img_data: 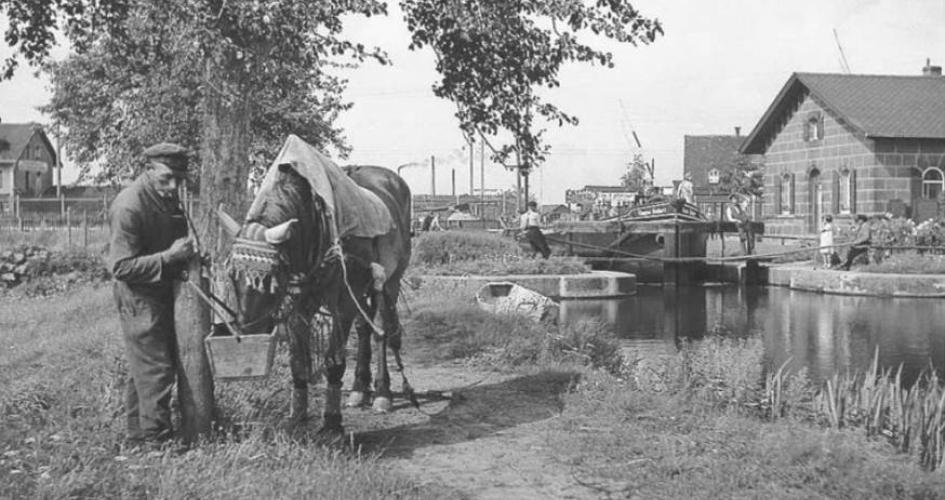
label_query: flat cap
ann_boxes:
[143,142,189,165]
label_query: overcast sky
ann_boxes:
[2,0,944,202]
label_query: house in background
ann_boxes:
[741,61,945,235]
[682,129,761,220]
[0,123,58,212]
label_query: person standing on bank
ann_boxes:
[520,201,551,259]
[842,214,871,270]
[820,214,835,269]
[726,194,754,256]
[108,142,196,446]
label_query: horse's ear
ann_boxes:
[216,205,241,240]
[264,218,298,245]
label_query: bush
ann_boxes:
[858,252,945,274]
[417,255,589,276]
[411,231,521,266]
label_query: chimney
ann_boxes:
[734,126,741,136]
[922,58,942,76]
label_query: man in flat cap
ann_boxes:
[108,142,196,447]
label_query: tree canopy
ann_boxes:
[3,0,661,184]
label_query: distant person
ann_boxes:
[726,194,754,255]
[108,142,196,448]
[420,213,434,231]
[429,213,443,231]
[676,172,694,204]
[820,214,835,268]
[520,201,551,259]
[841,214,871,270]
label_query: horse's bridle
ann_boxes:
[228,206,335,333]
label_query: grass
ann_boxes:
[546,339,945,499]
[410,230,590,275]
[551,371,945,499]
[0,284,441,499]
[401,279,619,371]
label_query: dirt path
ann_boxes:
[339,360,600,500]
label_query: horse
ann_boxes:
[222,162,411,433]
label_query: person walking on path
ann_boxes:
[520,201,551,259]
[841,214,872,270]
[820,214,835,268]
[108,142,196,446]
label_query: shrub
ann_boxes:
[417,255,589,276]
[858,252,945,274]
[411,231,521,266]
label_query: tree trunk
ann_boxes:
[174,256,214,443]
[172,65,254,441]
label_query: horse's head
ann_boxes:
[225,163,328,333]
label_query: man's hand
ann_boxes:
[163,237,196,264]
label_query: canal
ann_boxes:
[560,284,945,384]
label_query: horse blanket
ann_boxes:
[246,134,393,239]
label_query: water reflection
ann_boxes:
[560,285,945,384]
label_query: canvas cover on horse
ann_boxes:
[246,134,393,239]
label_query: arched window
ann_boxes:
[838,168,852,213]
[707,168,720,184]
[923,167,944,200]
[805,112,824,142]
[780,173,794,214]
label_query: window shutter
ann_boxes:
[850,169,857,213]
[775,175,782,213]
[832,171,840,214]
[803,119,810,142]
[790,174,797,214]
[817,115,825,140]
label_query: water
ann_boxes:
[560,285,945,384]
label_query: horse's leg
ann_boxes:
[346,312,375,408]
[322,303,356,433]
[286,313,312,424]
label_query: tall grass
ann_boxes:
[402,279,619,371]
[621,337,945,471]
[0,284,440,499]
[812,352,945,470]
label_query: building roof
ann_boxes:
[741,72,945,154]
[684,135,746,174]
[0,123,57,164]
[579,185,635,193]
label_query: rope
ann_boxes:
[328,241,387,337]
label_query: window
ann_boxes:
[923,167,944,200]
[778,173,795,214]
[707,168,720,184]
[0,169,4,188]
[838,169,852,213]
[805,112,824,142]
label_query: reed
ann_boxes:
[767,349,945,471]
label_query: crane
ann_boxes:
[833,28,852,74]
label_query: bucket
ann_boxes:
[204,325,278,380]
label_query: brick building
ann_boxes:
[741,62,945,235]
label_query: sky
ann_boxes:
[2,0,945,203]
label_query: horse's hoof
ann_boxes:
[372,396,392,413]
[346,391,366,408]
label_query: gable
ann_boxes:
[742,72,945,154]
[0,123,57,164]
[684,135,746,186]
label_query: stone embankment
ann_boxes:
[767,264,945,298]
